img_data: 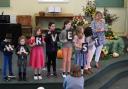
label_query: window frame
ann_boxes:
[38,0,69,3]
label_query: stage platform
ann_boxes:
[0,52,128,89]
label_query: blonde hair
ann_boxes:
[94,11,103,19]
[18,35,26,43]
[76,26,84,39]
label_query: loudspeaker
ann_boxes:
[0,15,10,23]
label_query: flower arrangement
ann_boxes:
[72,15,89,29]
[82,0,96,18]
[103,8,119,25]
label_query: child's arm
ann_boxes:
[15,45,21,55]
[91,21,97,33]
[59,30,67,43]
[0,42,3,52]
[73,36,82,48]
[97,20,106,32]
[29,36,36,47]
[25,45,30,55]
[86,36,95,47]
[0,41,5,52]
[44,32,50,43]
[91,20,106,32]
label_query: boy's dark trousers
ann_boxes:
[18,56,27,80]
[2,54,13,79]
[46,51,57,74]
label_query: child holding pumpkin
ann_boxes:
[73,26,87,75]
[29,27,45,80]
[45,22,59,77]
[59,20,73,78]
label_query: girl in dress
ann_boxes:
[91,11,106,68]
[73,26,87,75]
[29,27,45,80]
[59,20,73,78]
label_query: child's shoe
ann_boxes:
[62,72,66,78]
[18,72,22,81]
[84,69,91,75]
[53,72,57,78]
[34,74,38,80]
[88,68,93,74]
[47,72,51,78]
[23,72,27,81]
[38,74,42,80]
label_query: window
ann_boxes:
[38,0,69,3]
[0,0,10,7]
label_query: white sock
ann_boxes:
[81,69,84,75]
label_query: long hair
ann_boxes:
[94,11,103,19]
[62,20,71,30]
[34,26,43,36]
[76,26,84,39]
[84,27,93,37]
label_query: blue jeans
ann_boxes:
[2,54,13,79]
[18,56,27,73]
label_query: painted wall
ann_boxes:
[0,0,127,34]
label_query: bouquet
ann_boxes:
[82,0,96,18]
[103,8,119,25]
[72,15,89,29]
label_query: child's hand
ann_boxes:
[17,51,21,54]
[33,42,36,45]
[4,48,6,51]
[79,44,82,49]
[75,44,82,48]
[100,28,105,32]
[24,52,28,55]
[96,28,105,32]
[30,42,36,47]
[96,29,102,32]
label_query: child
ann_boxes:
[91,11,106,68]
[0,33,15,80]
[84,27,95,74]
[63,64,84,89]
[29,27,45,80]
[59,20,73,78]
[73,26,87,75]
[16,36,29,81]
[45,22,59,77]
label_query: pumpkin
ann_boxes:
[113,52,119,58]
[101,46,109,59]
[102,46,108,55]
[57,49,63,59]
